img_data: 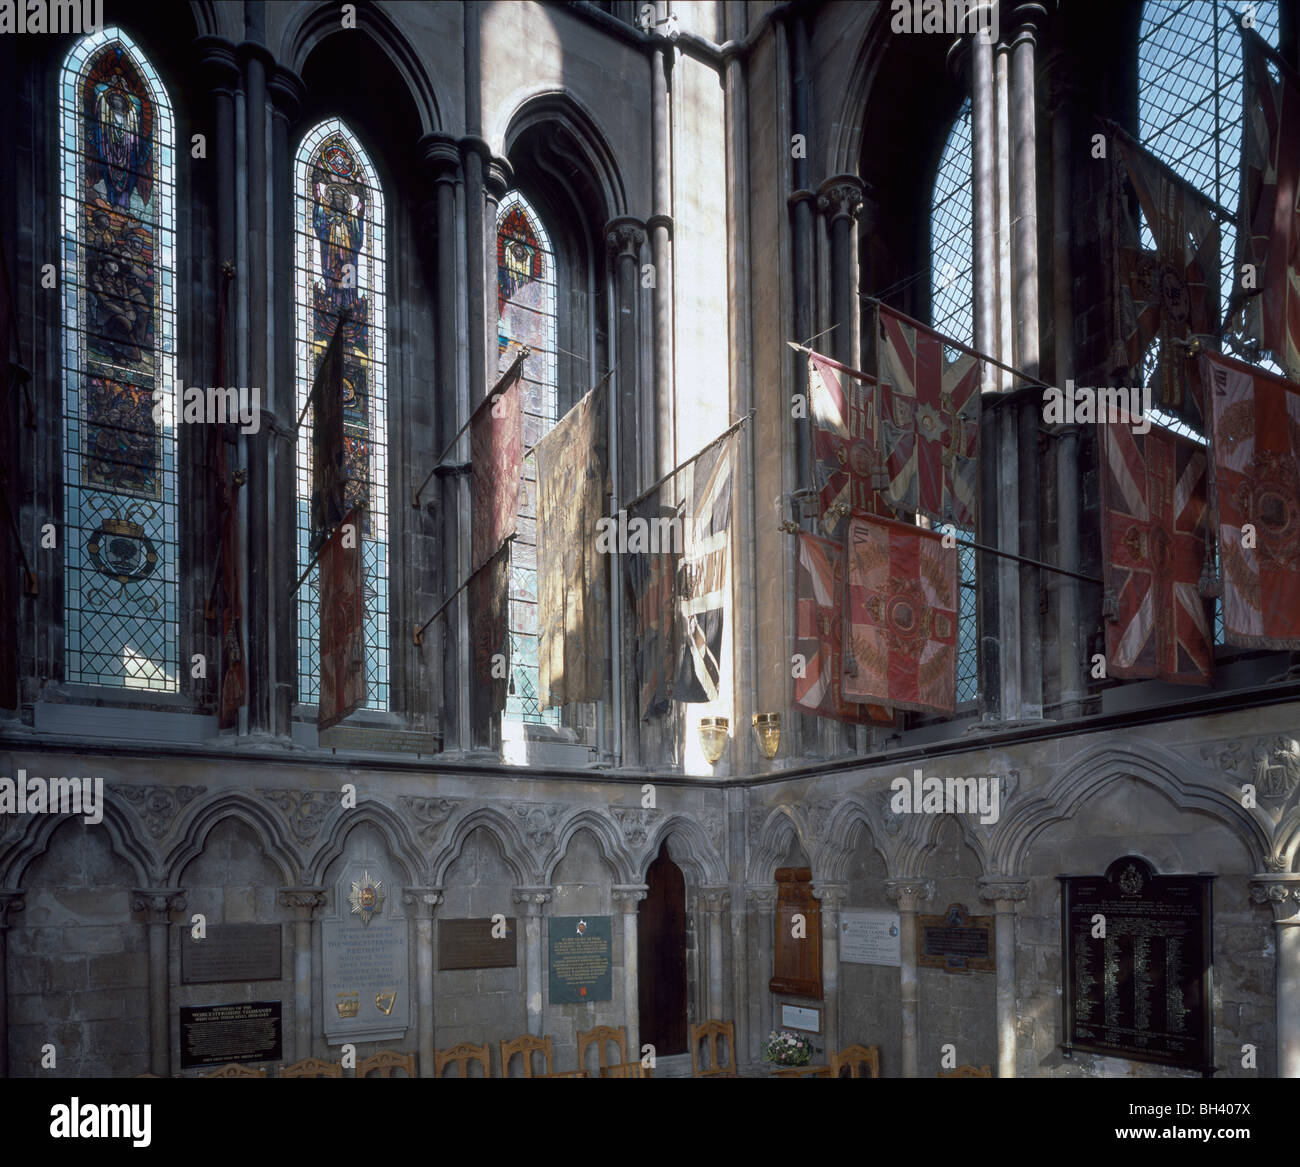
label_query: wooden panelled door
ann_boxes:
[638,841,688,1056]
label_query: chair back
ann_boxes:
[434,1042,491,1078]
[279,1057,342,1079]
[830,1044,880,1078]
[690,1019,737,1077]
[357,1050,417,1078]
[500,1033,554,1078]
[204,1063,266,1078]
[576,1025,627,1075]
[938,1063,992,1078]
[600,1060,652,1078]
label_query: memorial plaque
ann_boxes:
[548,915,612,1004]
[321,864,410,1045]
[781,1003,822,1033]
[179,1001,282,1068]
[181,924,282,984]
[439,917,518,970]
[917,903,994,973]
[769,867,823,998]
[840,909,901,966]
[1060,856,1215,1075]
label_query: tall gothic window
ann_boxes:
[294,119,389,712]
[60,29,178,690]
[496,190,559,727]
[929,98,979,707]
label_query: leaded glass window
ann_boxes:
[60,29,179,690]
[929,99,979,707]
[496,190,559,726]
[294,120,389,711]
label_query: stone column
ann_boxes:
[885,878,933,1078]
[278,887,325,1062]
[746,886,777,1060]
[513,887,552,1037]
[402,887,444,1078]
[1250,873,1300,1078]
[132,888,186,1077]
[816,177,864,367]
[700,887,730,1020]
[814,881,848,1053]
[0,892,24,1078]
[612,884,648,1057]
[649,5,675,479]
[979,876,1031,1077]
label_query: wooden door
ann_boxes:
[638,841,688,1055]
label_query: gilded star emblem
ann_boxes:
[348,870,385,926]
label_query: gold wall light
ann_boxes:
[752,712,781,760]
[697,717,730,765]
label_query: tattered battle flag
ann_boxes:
[875,305,981,528]
[675,434,736,704]
[842,512,957,716]
[308,311,350,555]
[470,357,523,573]
[469,545,510,730]
[1100,418,1212,685]
[1239,29,1300,381]
[535,381,608,708]
[794,531,892,724]
[318,506,366,731]
[1202,350,1300,648]
[626,494,683,720]
[808,350,882,534]
[1112,135,1220,429]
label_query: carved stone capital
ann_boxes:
[485,154,514,201]
[746,886,778,910]
[605,216,647,260]
[813,882,849,912]
[884,878,934,911]
[0,890,25,929]
[267,65,306,123]
[131,888,187,922]
[699,886,731,913]
[646,212,674,240]
[978,876,1031,906]
[401,887,444,919]
[816,174,865,225]
[278,886,327,918]
[194,35,240,95]
[1249,874,1300,922]
[612,884,649,909]
[419,132,461,183]
[512,887,553,917]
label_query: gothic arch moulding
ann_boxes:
[640,813,727,886]
[747,804,813,883]
[164,790,301,888]
[542,807,636,886]
[428,804,534,888]
[306,799,425,888]
[816,793,903,882]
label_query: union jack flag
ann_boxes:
[808,350,883,535]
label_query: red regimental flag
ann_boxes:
[318,506,366,731]
[875,305,981,528]
[808,351,882,533]
[1100,419,1212,684]
[842,513,957,716]
[794,531,892,725]
[1240,29,1300,381]
[1203,351,1300,648]
[470,359,523,573]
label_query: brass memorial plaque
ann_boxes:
[917,902,994,973]
[438,917,518,970]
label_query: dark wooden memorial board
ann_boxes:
[179,1001,282,1068]
[917,903,994,973]
[769,867,822,999]
[181,924,282,984]
[439,917,518,970]
[1059,856,1215,1075]
[548,915,612,1004]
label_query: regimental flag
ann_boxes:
[1239,29,1300,381]
[318,505,366,731]
[794,531,892,724]
[875,305,981,528]
[676,434,736,704]
[626,495,683,720]
[470,356,523,573]
[469,543,510,729]
[535,381,608,708]
[0,231,16,710]
[1099,418,1212,685]
[207,266,245,727]
[1202,350,1300,647]
[842,512,957,715]
[808,349,882,534]
[1112,134,1220,428]
[308,310,351,555]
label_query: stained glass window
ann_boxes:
[294,120,389,711]
[929,100,979,707]
[60,29,179,690]
[496,191,559,726]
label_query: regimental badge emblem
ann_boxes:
[1119,864,1144,896]
[348,870,385,926]
[576,918,587,936]
[375,989,397,1016]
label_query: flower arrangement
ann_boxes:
[761,1029,819,1067]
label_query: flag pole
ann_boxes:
[622,410,754,514]
[412,534,516,647]
[289,502,365,598]
[294,307,353,433]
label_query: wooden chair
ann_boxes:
[830,1044,880,1078]
[204,1063,267,1078]
[434,1041,491,1078]
[938,1063,992,1077]
[690,1019,737,1078]
[357,1050,417,1078]
[536,1069,589,1078]
[576,1025,627,1076]
[500,1034,554,1078]
[278,1056,342,1078]
[600,1060,652,1078]
[772,1064,833,1077]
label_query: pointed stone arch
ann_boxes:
[641,813,727,886]
[542,808,635,885]
[306,800,424,887]
[164,790,301,888]
[429,805,534,888]
[747,804,813,883]
[817,794,897,882]
[3,788,156,888]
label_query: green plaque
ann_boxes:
[548,915,612,1004]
